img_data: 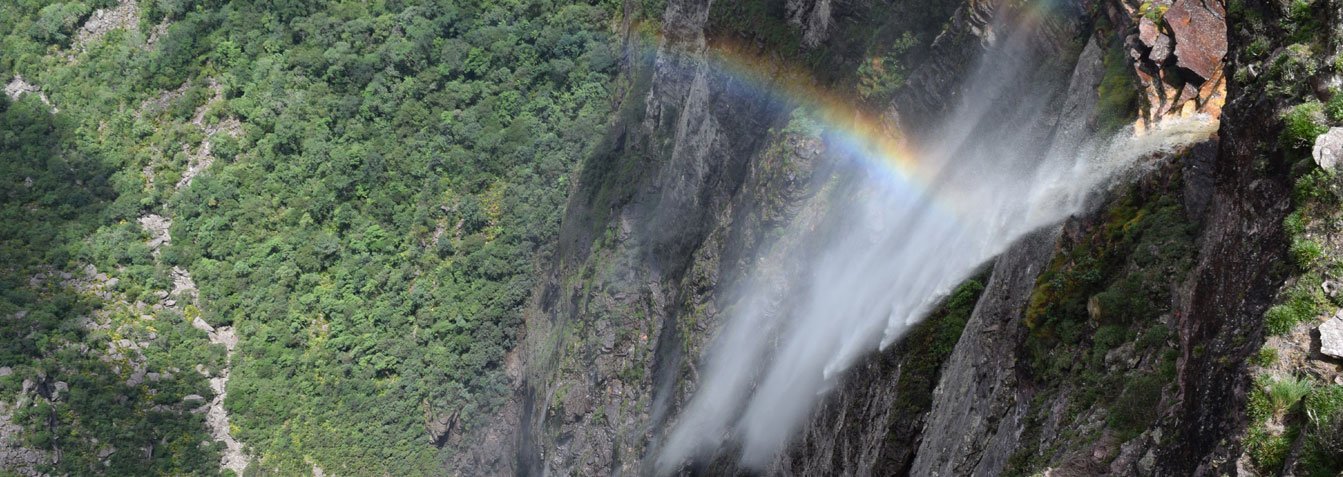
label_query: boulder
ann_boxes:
[1138,18,1173,64]
[1165,0,1227,82]
[1320,313,1343,359]
[1314,127,1343,171]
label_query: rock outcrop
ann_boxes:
[1124,0,1227,126]
[1164,0,1227,83]
[4,76,55,112]
[71,0,139,51]
[1320,314,1343,359]
[1315,127,1343,171]
[785,0,833,48]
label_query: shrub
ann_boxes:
[1302,386,1343,475]
[1291,238,1327,268]
[1269,375,1316,417]
[1327,91,1343,123]
[1285,210,1307,236]
[1283,101,1329,150]
[1247,424,1295,471]
[1107,373,1165,439]
[1251,347,1280,367]
[857,33,916,100]
[1265,279,1326,335]
[1295,169,1338,205]
[1269,45,1320,97]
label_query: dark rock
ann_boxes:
[1182,141,1217,221]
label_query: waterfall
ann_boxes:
[655,12,1217,472]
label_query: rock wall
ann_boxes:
[449,0,1289,475]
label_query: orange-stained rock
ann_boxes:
[1165,0,1227,82]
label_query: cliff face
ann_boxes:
[457,0,1333,475]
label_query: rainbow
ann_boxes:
[624,22,971,226]
[618,0,1084,227]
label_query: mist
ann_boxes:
[654,15,1218,473]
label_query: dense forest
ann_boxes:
[1,0,633,474]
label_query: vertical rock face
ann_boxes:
[455,0,1261,475]
[785,0,832,48]
[1159,3,1292,473]
[909,229,1061,477]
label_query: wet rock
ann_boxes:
[1165,0,1227,82]
[1320,313,1343,359]
[1314,127,1343,171]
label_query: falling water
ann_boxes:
[655,11,1218,473]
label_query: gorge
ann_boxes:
[2,0,1342,476]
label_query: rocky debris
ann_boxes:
[1320,313,1343,359]
[135,141,248,474]
[71,0,139,52]
[785,0,833,48]
[175,80,242,190]
[1164,0,1227,83]
[206,367,248,475]
[1314,127,1343,172]
[0,402,50,476]
[138,214,172,255]
[4,76,55,112]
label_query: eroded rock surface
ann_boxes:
[72,0,139,51]
[786,0,833,48]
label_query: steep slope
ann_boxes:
[473,0,1318,475]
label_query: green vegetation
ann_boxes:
[1326,90,1343,123]
[0,71,218,475]
[2,0,623,474]
[1097,39,1139,134]
[1264,273,1328,335]
[1282,101,1329,150]
[889,277,985,417]
[857,33,916,100]
[1245,377,1343,475]
[1006,167,1196,475]
[1267,375,1316,417]
[1137,2,1168,22]
[1252,347,1280,367]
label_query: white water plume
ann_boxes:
[655,24,1218,472]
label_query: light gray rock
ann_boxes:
[1313,127,1343,171]
[1320,313,1343,359]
